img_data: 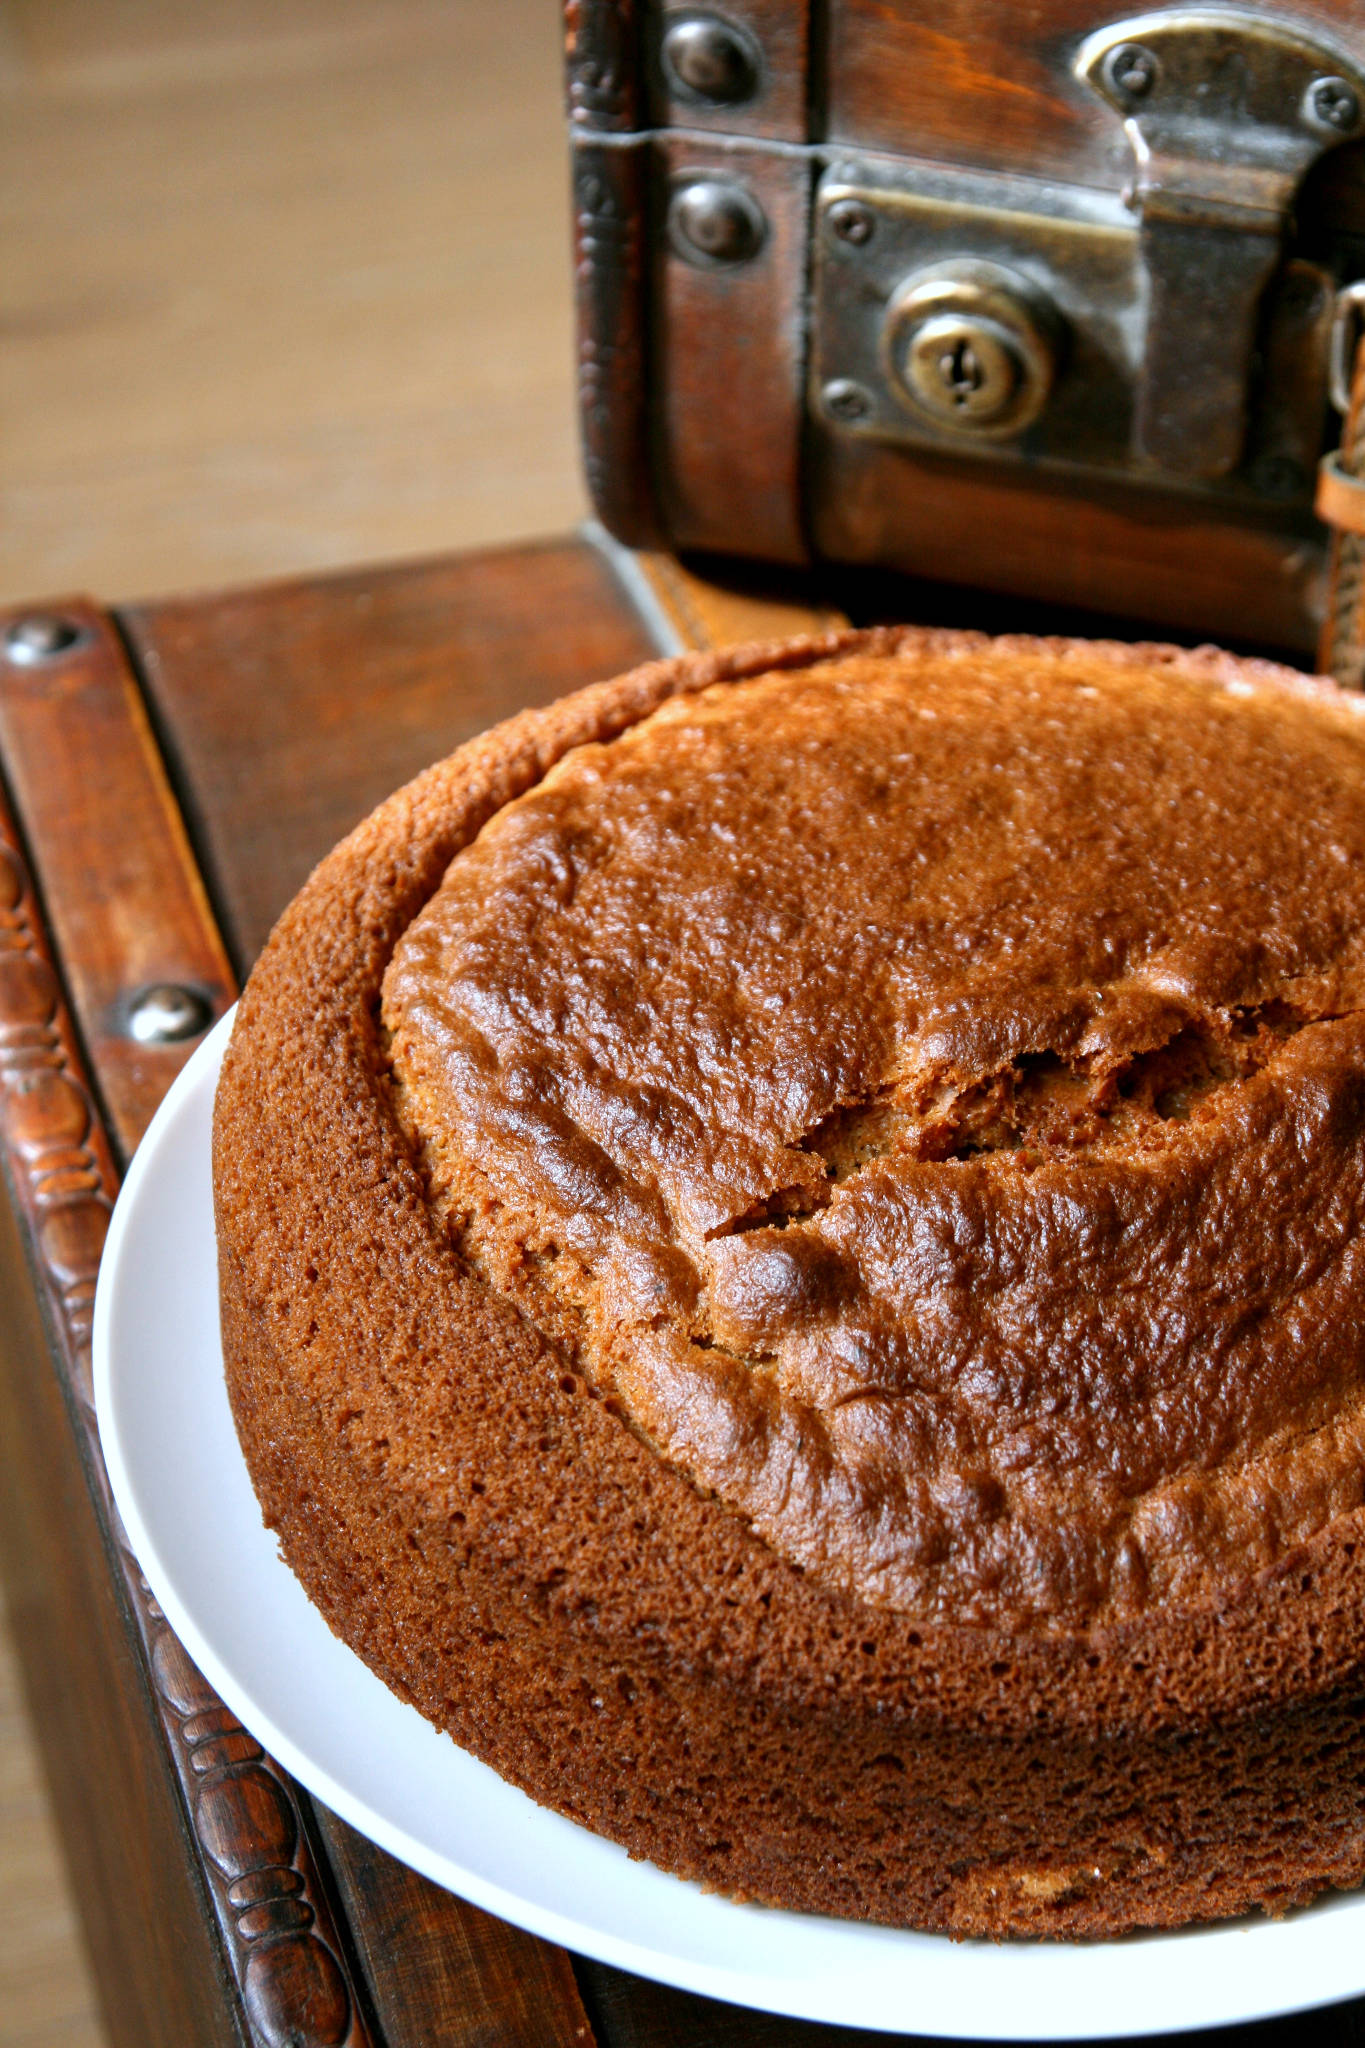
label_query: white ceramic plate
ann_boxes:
[94,1009,1365,2041]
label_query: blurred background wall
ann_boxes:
[1,4,584,2040]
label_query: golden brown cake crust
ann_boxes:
[382,644,1365,1635]
[214,628,1365,1938]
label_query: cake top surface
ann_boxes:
[382,643,1365,1632]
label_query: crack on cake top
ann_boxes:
[791,997,1339,1185]
[380,650,1365,1632]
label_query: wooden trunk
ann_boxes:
[3,539,1364,2045]
[570,0,1365,652]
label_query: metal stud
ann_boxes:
[662,14,758,105]
[828,198,874,247]
[1103,41,1157,101]
[1305,74,1361,134]
[668,178,766,267]
[822,378,872,422]
[4,615,88,666]
[127,983,213,1045]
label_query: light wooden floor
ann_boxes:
[0,0,586,608]
[0,2,584,2040]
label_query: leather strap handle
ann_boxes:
[1316,453,1365,537]
[1317,324,1365,687]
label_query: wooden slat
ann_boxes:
[311,1810,594,2048]
[0,620,379,2048]
[0,599,234,1151]
[808,435,1323,658]
[0,780,243,2048]
[653,138,809,567]
[572,135,660,550]
[0,590,603,2048]
[120,538,660,967]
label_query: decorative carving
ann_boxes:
[564,0,639,130]
[574,138,660,547]
[0,769,374,2048]
[134,1514,372,2048]
[0,833,113,1409]
[149,1627,354,2048]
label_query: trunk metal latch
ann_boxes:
[812,8,1365,509]
[1076,8,1365,478]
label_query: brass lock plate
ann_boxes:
[810,158,1335,506]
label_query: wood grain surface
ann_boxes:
[121,538,661,965]
[826,0,1365,199]
[0,1575,105,2048]
[0,600,236,1152]
[0,607,389,2048]
[0,0,587,607]
[652,136,810,565]
[309,1809,595,2048]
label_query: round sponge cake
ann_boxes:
[214,629,1365,1937]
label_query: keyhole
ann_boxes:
[938,338,984,406]
[894,283,1048,432]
